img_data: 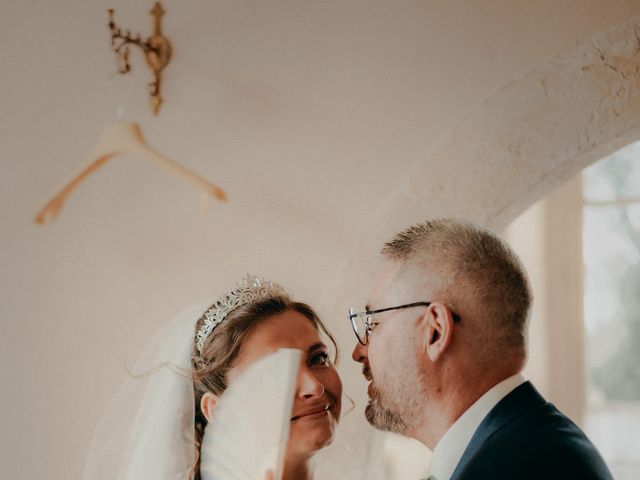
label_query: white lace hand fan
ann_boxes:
[200,348,301,480]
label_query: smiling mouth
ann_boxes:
[291,405,331,421]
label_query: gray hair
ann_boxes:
[382,218,532,362]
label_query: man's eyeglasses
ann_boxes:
[348,302,461,345]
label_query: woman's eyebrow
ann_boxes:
[307,342,327,353]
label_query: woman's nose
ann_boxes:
[297,366,325,398]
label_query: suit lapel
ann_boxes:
[450,381,546,480]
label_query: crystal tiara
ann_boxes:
[195,274,288,354]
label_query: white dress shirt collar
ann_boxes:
[427,373,526,480]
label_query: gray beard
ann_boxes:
[364,389,410,435]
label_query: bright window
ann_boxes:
[583,142,640,479]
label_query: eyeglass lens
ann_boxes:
[353,314,369,345]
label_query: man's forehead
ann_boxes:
[367,260,405,307]
[368,258,439,307]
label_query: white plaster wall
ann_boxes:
[2,2,640,479]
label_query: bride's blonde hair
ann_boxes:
[189,294,339,479]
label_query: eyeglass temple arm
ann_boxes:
[351,302,461,322]
[368,302,431,315]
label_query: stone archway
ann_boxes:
[328,14,640,310]
[372,15,640,238]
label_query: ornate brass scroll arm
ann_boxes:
[107,2,172,114]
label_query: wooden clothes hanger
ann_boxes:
[34,122,227,225]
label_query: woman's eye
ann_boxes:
[309,351,330,366]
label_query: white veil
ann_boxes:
[82,302,209,480]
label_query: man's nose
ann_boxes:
[352,340,367,363]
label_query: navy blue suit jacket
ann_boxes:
[449,381,613,480]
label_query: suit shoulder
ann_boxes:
[483,403,613,479]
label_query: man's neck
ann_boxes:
[412,367,521,450]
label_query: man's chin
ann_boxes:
[364,398,408,435]
[364,402,383,429]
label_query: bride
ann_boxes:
[82,275,342,480]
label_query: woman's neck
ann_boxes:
[282,455,313,480]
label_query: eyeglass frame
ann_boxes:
[348,301,461,345]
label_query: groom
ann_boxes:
[350,218,613,479]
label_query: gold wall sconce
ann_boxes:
[107,2,172,114]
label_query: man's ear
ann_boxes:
[200,392,220,422]
[423,303,455,362]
